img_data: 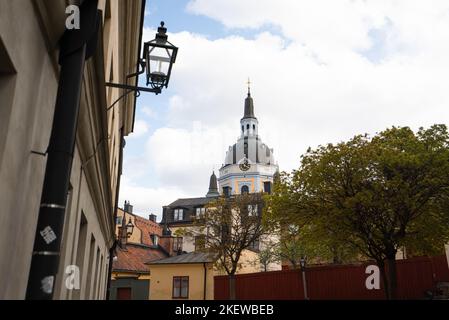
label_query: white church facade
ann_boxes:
[219,88,279,196]
[160,88,281,274]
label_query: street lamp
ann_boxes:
[143,22,178,90]
[300,257,307,269]
[106,21,178,95]
[126,218,134,238]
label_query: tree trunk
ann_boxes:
[377,260,390,300]
[386,257,398,300]
[229,274,236,300]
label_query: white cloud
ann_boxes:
[119,177,188,220]
[123,1,449,214]
[129,119,149,138]
[145,122,235,194]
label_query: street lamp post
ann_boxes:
[300,256,309,300]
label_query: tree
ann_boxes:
[180,193,275,300]
[267,125,449,299]
[265,173,359,267]
[253,240,280,272]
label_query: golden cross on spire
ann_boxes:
[247,78,251,95]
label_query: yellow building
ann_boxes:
[147,252,216,300]
[110,203,167,300]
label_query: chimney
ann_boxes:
[159,236,175,256]
[124,200,133,213]
[149,214,157,222]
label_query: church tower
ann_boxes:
[218,84,279,196]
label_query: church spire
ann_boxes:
[243,78,255,119]
[206,171,219,197]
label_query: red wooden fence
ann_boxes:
[214,255,449,300]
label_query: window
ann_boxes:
[241,185,249,194]
[242,125,244,132]
[173,276,189,299]
[247,124,250,130]
[195,236,206,251]
[174,209,184,221]
[223,186,231,197]
[173,237,183,252]
[248,204,258,216]
[221,225,230,243]
[264,182,272,194]
[249,238,260,251]
[195,207,206,219]
[150,234,159,246]
[115,216,123,226]
[253,124,256,130]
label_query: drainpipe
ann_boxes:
[26,0,100,300]
[203,263,207,300]
[105,128,124,300]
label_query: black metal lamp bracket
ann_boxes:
[105,59,161,95]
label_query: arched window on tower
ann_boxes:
[241,185,249,194]
[253,124,256,131]
[247,124,250,130]
[242,125,244,132]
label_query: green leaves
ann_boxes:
[266,124,449,265]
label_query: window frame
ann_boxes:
[173,237,183,252]
[241,185,249,194]
[248,204,258,216]
[249,237,260,251]
[172,276,189,299]
[174,208,184,221]
[194,235,206,251]
[150,234,159,246]
[195,207,206,219]
[264,181,272,194]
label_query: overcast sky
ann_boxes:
[119,0,449,219]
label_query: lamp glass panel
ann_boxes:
[148,46,173,78]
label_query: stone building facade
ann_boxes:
[0,0,144,299]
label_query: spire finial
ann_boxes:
[247,78,251,96]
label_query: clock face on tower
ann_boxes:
[239,158,251,171]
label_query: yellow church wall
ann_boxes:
[233,177,256,194]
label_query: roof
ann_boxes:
[243,92,256,119]
[168,197,217,208]
[113,243,168,273]
[146,251,217,265]
[133,214,162,246]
